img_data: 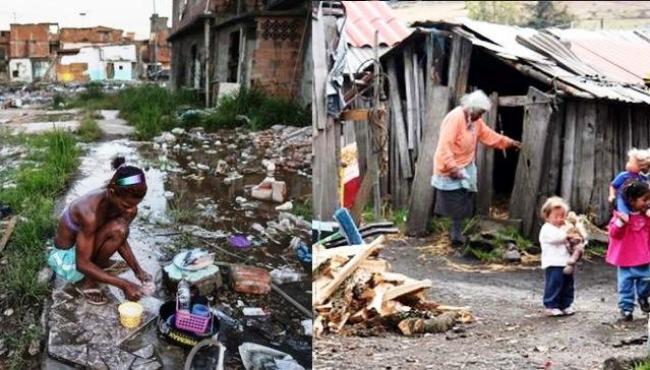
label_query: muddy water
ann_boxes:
[55,131,312,368]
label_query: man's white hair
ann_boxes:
[460,90,491,112]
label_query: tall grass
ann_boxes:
[117,84,195,139]
[0,130,80,369]
[76,112,103,142]
[203,87,309,130]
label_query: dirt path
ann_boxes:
[314,237,649,370]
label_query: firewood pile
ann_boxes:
[313,236,474,337]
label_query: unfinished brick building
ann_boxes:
[9,23,59,82]
[59,26,124,45]
[169,0,310,107]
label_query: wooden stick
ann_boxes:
[383,279,432,302]
[0,216,17,254]
[314,236,384,306]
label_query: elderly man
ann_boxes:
[432,90,521,246]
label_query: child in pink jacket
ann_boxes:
[606,180,650,321]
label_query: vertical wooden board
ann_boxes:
[403,47,416,150]
[405,86,452,236]
[447,34,461,103]
[454,37,473,104]
[574,101,597,213]
[387,58,413,179]
[476,92,498,215]
[543,100,564,195]
[311,6,328,130]
[313,118,340,222]
[561,102,577,203]
[413,56,422,158]
[509,87,554,238]
[590,103,609,225]
[417,62,427,160]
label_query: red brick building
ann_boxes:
[169,0,309,106]
[59,26,123,45]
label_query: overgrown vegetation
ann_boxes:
[635,359,650,370]
[69,83,307,139]
[76,112,103,142]
[466,0,573,28]
[201,87,309,131]
[117,84,195,140]
[291,197,313,220]
[0,130,80,370]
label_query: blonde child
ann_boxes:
[608,148,650,223]
[539,197,583,317]
[607,180,650,321]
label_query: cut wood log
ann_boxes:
[314,236,385,306]
[358,259,391,273]
[383,279,433,302]
[368,283,392,314]
[0,216,17,254]
[313,243,384,270]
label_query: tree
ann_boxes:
[465,1,526,26]
[524,1,574,29]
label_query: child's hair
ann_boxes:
[108,156,147,199]
[623,180,650,205]
[540,196,569,219]
[629,148,650,171]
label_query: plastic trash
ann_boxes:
[177,279,191,312]
[291,238,311,264]
[301,319,312,337]
[229,234,252,249]
[270,267,305,284]
[239,342,305,370]
[142,280,156,296]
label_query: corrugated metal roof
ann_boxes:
[345,46,391,75]
[457,19,650,104]
[546,28,650,84]
[342,1,412,48]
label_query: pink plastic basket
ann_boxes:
[175,298,211,335]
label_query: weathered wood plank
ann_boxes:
[573,101,597,213]
[498,95,528,107]
[561,101,577,203]
[406,86,452,236]
[0,216,17,254]
[403,46,416,151]
[314,236,385,306]
[509,87,555,238]
[387,57,413,179]
[476,92,498,216]
[416,60,426,162]
[448,33,472,105]
[591,102,610,225]
[341,109,370,121]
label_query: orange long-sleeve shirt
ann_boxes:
[433,106,513,177]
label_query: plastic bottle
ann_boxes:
[270,268,305,284]
[177,279,191,312]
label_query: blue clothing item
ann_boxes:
[617,264,650,312]
[612,171,648,215]
[431,162,478,192]
[47,245,84,283]
[543,267,574,310]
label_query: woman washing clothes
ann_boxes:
[48,156,152,305]
[432,90,521,246]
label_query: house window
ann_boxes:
[12,70,18,78]
[227,30,241,83]
[119,65,124,70]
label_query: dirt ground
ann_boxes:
[314,237,650,370]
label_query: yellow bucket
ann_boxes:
[118,301,143,329]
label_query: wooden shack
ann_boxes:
[370,20,650,239]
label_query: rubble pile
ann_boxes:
[253,125,311,173]
[0,81,134,109]
[313,236,473,337]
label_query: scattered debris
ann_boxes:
[230,265,271,295]
[313,236,473,337]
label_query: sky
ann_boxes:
[0,0,173,39]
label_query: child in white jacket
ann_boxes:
[539,196,585,317]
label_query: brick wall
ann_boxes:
[59,27,123,44]
[250,15,305,98]
[9,24,52,58]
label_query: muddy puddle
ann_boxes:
[48,128,312,369]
